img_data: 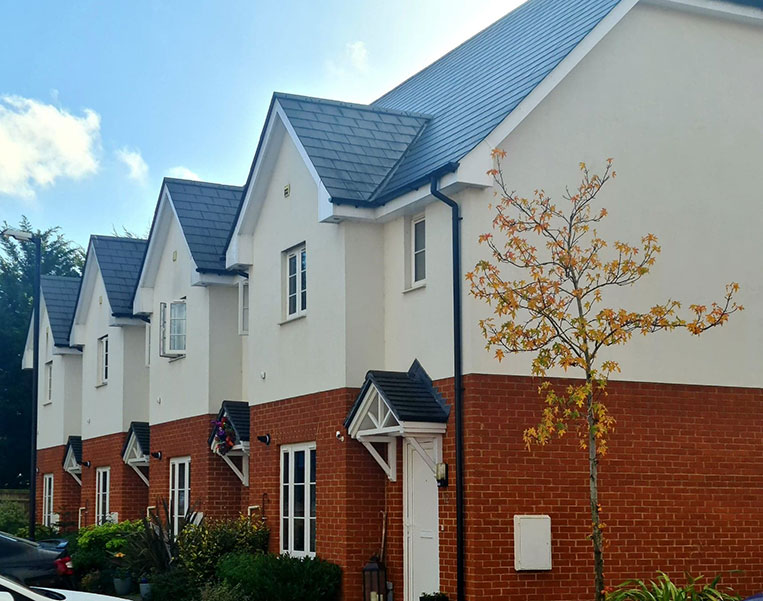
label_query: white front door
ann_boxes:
[404,438,440,601]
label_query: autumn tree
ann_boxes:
[467,153,741,601]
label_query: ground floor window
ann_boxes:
[95,467,110,525]
[169,456,190,534]
[42,474,54,527]
[280,442,316,556]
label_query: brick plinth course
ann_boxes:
[149,415,245,519]
[36,445,81,530]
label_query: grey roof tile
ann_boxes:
[275,93,431,203]
[40,275,81,347]
[164,178,244,272]
[63,436,82,466]
[91,236,148,316]
[121,422,150,457]
[208,400,251,446]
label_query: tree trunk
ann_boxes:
[588,394,605,601]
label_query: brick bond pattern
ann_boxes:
[36,445,81,530]
[41,375,763,600]
[81,432,147,526]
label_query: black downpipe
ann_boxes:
[430,176,465,601]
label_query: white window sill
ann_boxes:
[95,382,108,389]
[168,354,186,363]
[279,314,306,326]
[403,282,426,294]
[42,401,52,407]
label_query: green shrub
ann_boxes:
[178,515,268,587]
[421,595,449,601]
[15,523,59,540]
[606,573,740,601]
[79,569,113,594]
[150,567,197,601]
[72,520,142,575]
[0,501,27,534]
[218,552,342,601]
[199,581,250,601]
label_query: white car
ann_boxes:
[0,574,124,600]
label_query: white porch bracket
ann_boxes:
[127,460,150,487]
[65,468,82,486]
[406,435,442,476]
[359,436,398,482]
[213,441,250,487]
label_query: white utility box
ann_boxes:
[513,514,552,571]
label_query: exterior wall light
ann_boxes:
[150,451,162,460]
[256,434,271,446]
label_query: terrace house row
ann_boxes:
[25,0,763,599]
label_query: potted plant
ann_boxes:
[420,593,449,601]
[138,574,152,600]
[111,551,132,595]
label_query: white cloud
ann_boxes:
[0,95,100,198]
[345,41,369,72]
[166,166,201,181]
[116,147,148,183]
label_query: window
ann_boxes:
[412,215,426,284]
[97,335,109,385]
[284,245,307,319]
[170,457,190,534]
[42,474,54,527]
[44,361,52,403]
[95,467,110,525]
[239,281,249,335]
[160,300,186,356]
[280,442,316,556]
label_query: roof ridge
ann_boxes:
[274,91,433,120]
[41,274,80,281]
[163,177,243,190]
[372,1,531,106]
[92,234,148,243]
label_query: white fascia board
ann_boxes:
[52,346,82,356]
[21,314,34,370]
[109,316,145,327]
[190,271,238,287]
[645,0,763,23]
[476,0,639,155]
[70,248,103,346]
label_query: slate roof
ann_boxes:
[121,421,150,458]
[370,0,623,200]
[345,360,450,427]
[40,275,81,347]
[90,236,147,317]
[275,93,431,204]
[63,436,82,466]
[208,400,251,445]
[164,179,244,272]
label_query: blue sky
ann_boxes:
[0,0,522,248]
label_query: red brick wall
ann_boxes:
[149,415,245,520]
[249,388,386,601]
[36,445,81,530]
[432,375,763,601]
[81,432,147,526]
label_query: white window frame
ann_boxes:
[411,214,426,286]
[44,361,53,403]
[95,467,110,525]
[280,442,316,557]
[169,456,191,535]
[42,474,54,527]
[160,300,186,357]
[283,245,307,320]
[97,335,109,385]
[239,280,249,335]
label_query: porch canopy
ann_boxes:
[344,360,449,481]
[122,421,150,486]
[208,400,250,486]
[63,435,83,485]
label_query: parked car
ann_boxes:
[743,595,763,601]
[0,574,121,600]
[0,533,72,587]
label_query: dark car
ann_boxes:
[0,532,72,586]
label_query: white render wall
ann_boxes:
[79,269,148,439]
[456,2,763,387]
[146,215,242,424]
[37,301,82,450]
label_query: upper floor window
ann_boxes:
[280,442,316,557]
[412,215,426,284]
[239,281,249,335]
[97,335,109,385]
[284,245,307,319]
[44,361,53,403]
[95,467,110,525]
[160,300,186,357]
[42,474,54,527]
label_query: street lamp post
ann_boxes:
[2,228,41,540]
